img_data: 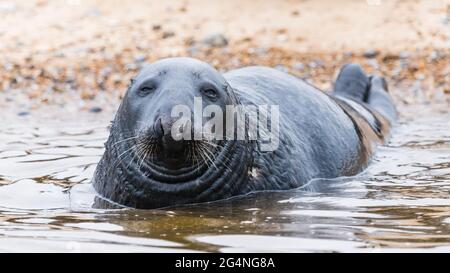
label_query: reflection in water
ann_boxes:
[0,104,449,252]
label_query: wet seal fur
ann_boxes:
[93,58,397,209]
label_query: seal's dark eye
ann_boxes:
[201,88,218,99]
[138,86,155,97]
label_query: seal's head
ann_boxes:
[121,57,237,169]
[94,57,252,208]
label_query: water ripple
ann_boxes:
[0,104,449,252]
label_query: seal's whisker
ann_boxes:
[137,135,160,164]
[108,145,136,175]
[193,142,205,169]
[201,147,216,169]
[134,142,145,168]
[218,153,234,172]
[197,147,210,169]
[150,144,157,162]
[192,143,201,169]
[200,142,234,172]
[198,144,218,170]
[200,141,221,149]
[184,142,191,164]
[137,144,149,170]
[128,141,149,169]
[126,148,139,170]
[142,142,153,164]
[202,141,235,171]
[111,135,139,147]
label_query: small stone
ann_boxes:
[254,47,268,56]
[162,31,175,39]
[134,55,146,63]
[89,107,102,113]
[187,46,199,56]
[293,62,305,71]
[363,49,379,59]
[308,60,324,69]
[202,33,228,47]
[428,50,441,61]
[399,51,410,59]
[344,51,354,58]
[399,59,409,69]
[81,90,95,100]
[152,24,161,31]
[382,54,400,62]
[366,59,379,69]
[17,111,30,116]
[184,36,195,46]
[314,60,325,67]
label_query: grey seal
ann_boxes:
[92,57,396,209]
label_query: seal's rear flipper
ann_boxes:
[333,63,370,102]
[367,75,397,124]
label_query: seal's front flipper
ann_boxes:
[367,75,397,124]
[333,63,370,102]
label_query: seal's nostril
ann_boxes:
[154,118,164,138]
[160,119,165,135]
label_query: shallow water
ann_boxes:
[0,103,449,252]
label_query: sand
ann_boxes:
[0,0,448,111]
